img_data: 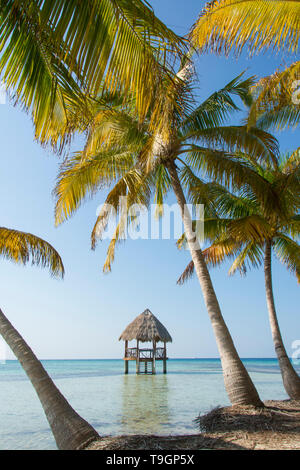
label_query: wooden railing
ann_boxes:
[154,348,165,359]
[126,347,138,358]
[139,349,153,359]
[125,347,166,359]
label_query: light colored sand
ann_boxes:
[85,400,300,450]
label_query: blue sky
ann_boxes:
[0,0,299,360]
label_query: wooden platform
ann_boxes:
[123,346,168,374]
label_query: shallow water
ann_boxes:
[0,358,298,450]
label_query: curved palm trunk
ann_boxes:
[0,308,100,449]
[264,241,300,399]
[167,161,263,406]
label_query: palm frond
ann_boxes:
[191,1,300,55]
[152,164,171,215]
[187,175,258,218]
[283,214,300,239]
[0,1,86,149]
[43,0,184,93]
[91,168,151,250]
[177,237,241,284]
[0,227,64,278]
[82,106,147,159]
[273,234,300,282]
[256,105,300,131]
[179,165,219,217]
[54,149,135,225]
[181,72,255,135]
[184,125,279,166]
[229,241,263,276]
[185,147,280,214]
[249,61,300,130]
[280,148,300,172]
[226,215,272,244]
[102,219,127,273]
[0,0,185,147]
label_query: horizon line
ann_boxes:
[4,356,280,361]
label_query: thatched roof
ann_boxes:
[119,309,172,343]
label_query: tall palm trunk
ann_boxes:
[264,240,300,399]
[0,308,100,449]
[167,161,263,406]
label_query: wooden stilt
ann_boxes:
[163,341,167,374]
[152,340,156,374]
[136,340,140,374]
[124,341,128,374]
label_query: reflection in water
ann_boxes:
[121,374,170,434]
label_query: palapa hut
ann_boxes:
[119,309,172,375]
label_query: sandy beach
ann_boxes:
[86,400,300,450]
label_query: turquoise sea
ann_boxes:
[0,358,299,450]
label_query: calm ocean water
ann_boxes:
[0,358,298,450]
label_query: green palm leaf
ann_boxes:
[181,73,255,135]
[185,147,279,213]
[178,153,299,285]
[273,234,300,281]
[228,241,263,275]
[184,125,279,165]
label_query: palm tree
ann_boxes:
[53,66,282,406]
[0,0,185,149]
[177,152,300,399]
[191,0,300,130]
[0,227,100,449]
[0,1,184,448]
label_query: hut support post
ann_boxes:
[152,340,156,375]
[163,341,167,374]
[136,340,140,374]
[124,340,128,374]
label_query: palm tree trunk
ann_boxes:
[264,240,300,399]
[167,160,263,406]
[0,308,100,449]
